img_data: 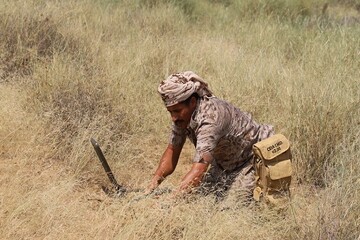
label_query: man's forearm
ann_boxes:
[155,144,182,178]
[146,144,181,193]
[179,154,213,192]
[179,162,209,192]
[154,162,174,179]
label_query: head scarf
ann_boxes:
[158,71,213,107]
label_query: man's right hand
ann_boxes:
[144,174,164,195]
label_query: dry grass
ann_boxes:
[1,0,359,239]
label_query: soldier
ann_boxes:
[146,71,274,202]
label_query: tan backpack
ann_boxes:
[252,134,292,205]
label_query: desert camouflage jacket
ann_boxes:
[169,96,274,171]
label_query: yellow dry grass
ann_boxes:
[1,0,359,239]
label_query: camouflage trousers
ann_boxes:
[199,160,256,203]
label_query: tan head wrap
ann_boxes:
[158,71,213,107]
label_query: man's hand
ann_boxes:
[144,174,164,195]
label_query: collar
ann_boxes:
[188,98,201,130]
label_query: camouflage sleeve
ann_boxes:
[168,123,186,147]
[193,102,229,163]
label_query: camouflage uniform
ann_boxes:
[169,95,274,200]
